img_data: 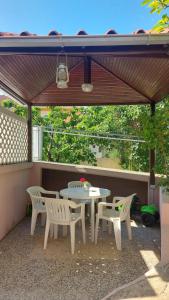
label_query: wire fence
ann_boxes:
[37,127,148,172]
[43,128,145,143]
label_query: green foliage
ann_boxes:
[2,99,43,123]
[140,98,169,187]
[42,107,97,165]
[142,0,169,31]
[142,0,169,13]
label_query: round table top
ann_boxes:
[60,186,111,200]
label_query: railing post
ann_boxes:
[149,102,156,203]
[27,104,32,162]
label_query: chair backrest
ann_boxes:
[68,181,84,188]
[45,198,71,225]
[26,186,46,211]
[118,194,136,221]
[68,181,91,188]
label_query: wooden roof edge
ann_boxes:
[0,81,28,106]
[30,100,153,106]
[0,33,169,49]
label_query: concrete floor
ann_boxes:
[0,217,160,300]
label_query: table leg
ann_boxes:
[91,198,95,242]
[102,197,107,232]
[62,197,68,236]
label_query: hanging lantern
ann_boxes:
[56,54,69,89]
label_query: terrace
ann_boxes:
[0,29,169,299]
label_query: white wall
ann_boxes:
[0,163,32,240]
[32,126,43,161]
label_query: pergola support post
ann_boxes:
[27,104,32,162]
[84,56,92,83]
[149,102,156,203]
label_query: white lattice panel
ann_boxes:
[0,106,28,164]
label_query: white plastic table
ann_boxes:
[60,186,111,242]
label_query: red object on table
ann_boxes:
[80,177,87,182]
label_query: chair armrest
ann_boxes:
[113,196,124,204]
[32,195,45,201]
[98,202,116,216]
[69,201,85,216]
[42,189,59,198]
[69,200,85,213]
[69,201,84,209]
[98,202,116,208]
[113,198,127,208]
[31,195,46,208]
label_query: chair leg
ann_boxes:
[108,221,112,234]
[126,217,132,240]
[95,215,99,244]
[50,224,54,238]
[81,218,86,244]
[113,219,121,250]
[102,197,107,232]
[41,213,46,227]
[44,220,50,249]
[70,223,75,254]
[31,209,38,235]
[102,220,107,232]
[54,225,58,239]
[91,199,95,243]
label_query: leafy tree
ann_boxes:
[142,0,169,31]
[2,99,43,124]
[140,97,169,180]
[42,107,97,165]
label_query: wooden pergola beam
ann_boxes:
[84,56,92,83]
[0,81,29,105]
[31,101,150,106]
[27,104,32,162]
[149,102,156,186]
[0,44,168,56]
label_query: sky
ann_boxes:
[0,0,162,35]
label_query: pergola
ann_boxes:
[0,29,169,187]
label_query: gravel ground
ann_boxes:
[0,217,160,300]
[105,263,169,300]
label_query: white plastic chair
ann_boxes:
[95,194,136,250]
[26,186,59,235]
[44,198,86,254]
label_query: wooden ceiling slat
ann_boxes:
[0,52,169,105]
[32,61,146,105]
[0,55,82,100]
[92,56,169,101]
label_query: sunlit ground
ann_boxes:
[107,258,169,300]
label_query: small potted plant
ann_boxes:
[80,177,91,189]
